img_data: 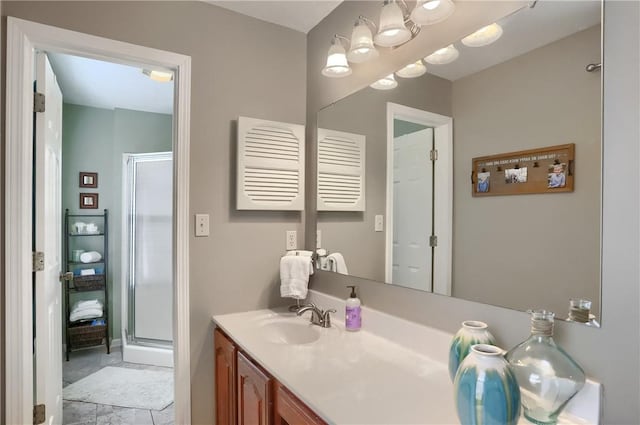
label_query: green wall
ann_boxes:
[62,103,172,342]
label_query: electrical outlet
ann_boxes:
[375,215,384,232]
[195,214,209,237]
[316,230,322,249]
[286,230,297,250]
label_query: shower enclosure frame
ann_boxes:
[121,152,174,356]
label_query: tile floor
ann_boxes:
[63,346,174,425]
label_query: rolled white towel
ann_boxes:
[79,251,102,263]
[280,255,313,300]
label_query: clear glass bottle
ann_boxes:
[505,310,586,425]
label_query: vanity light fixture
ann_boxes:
[322,35,352,78]
[347,16,379,63]
[461,23,503,47]
[142,69,174,82]
[410,0,456,26]
[370,73,398,90]
[424,44,459,64]
[374,0,412,48]
[396,60,427,78]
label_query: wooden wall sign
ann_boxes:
[472,143,575,197]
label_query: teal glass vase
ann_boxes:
[505,310,586,425]
[454,344,521,425]
[449,320,496,380]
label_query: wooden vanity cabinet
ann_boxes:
[214,328,237,425]
[273,381,325,425]
[214,328,327,425]
[237,351,273,425]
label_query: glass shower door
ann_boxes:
[124,152,173,346]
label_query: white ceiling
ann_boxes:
[47,53,174,115]
[208,0,343,33]
[425,1,601,81]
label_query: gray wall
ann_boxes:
[1,2,306,423]
[317,73,452,281]
[62,104,173,342]
[307,2,639,424]
[451,26,601,317]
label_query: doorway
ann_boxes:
[5,17,191,425]
[385,102,453,296]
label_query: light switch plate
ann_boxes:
[195,214,209,237]
[316,230,322,249]
[375,215,384,232]
[286,230,297,250]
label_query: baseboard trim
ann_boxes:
[62,338,121,354]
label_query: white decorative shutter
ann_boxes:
[317,128,366,211]
[237,117,305,210]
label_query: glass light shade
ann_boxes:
[322,38,352,78]
[370,74,398,90]
[374,1,412,48]
[396,61,427,78]
[142,69,173,82]
[461,23,503,47]
[424,44,459,65]
[410,0,455,26]
[347,19,379,63]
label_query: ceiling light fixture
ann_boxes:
[322,35,352,78]
[374,0,412,48]
[370,74,398,90]
[396,60,427,78]
[347,16,379,63]
[424,44,459,65]
[142,69,174,82]
[461,23,503,47]
[410,0,455,26]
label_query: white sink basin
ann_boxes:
[259,319,321,345]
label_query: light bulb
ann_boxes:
[461,23,503,47]
[370,74,398,90]
[410,0,455,26]
[142,69,173,82]
[374,1,411,48]
[396,61,427,78]
[322,36,352,78]
[424,44,459,65]
[347,18,379,63]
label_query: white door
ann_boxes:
[34,51,64,425]
[391,128,434,291]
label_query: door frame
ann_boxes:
[5,17,192,424]
[385,102,453,296]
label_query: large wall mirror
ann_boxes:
[315,1,602,325]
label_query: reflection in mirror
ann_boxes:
[316,1,602,325]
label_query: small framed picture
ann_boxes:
[477,172,490,193]
[79,172,98,188]
[80,193,99,209]
[548,163,567,188]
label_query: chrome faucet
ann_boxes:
[296,303,337,328]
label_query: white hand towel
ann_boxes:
[80,268,96,276]
[70,308,103,322]
[72,300,103,313]
[327,253,349,275]
[79,251,102,263]
[280,255,313,300]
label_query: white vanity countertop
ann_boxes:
[212,290,600,425]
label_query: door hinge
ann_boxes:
[429,149,438,161]
[429,235,438,247]
[34,92,45,113]
[33,251,45,272]
[33,404,46,424]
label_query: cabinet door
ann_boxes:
[215,328,237,425]
[237,351,273,425]
[274,381,325,425]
